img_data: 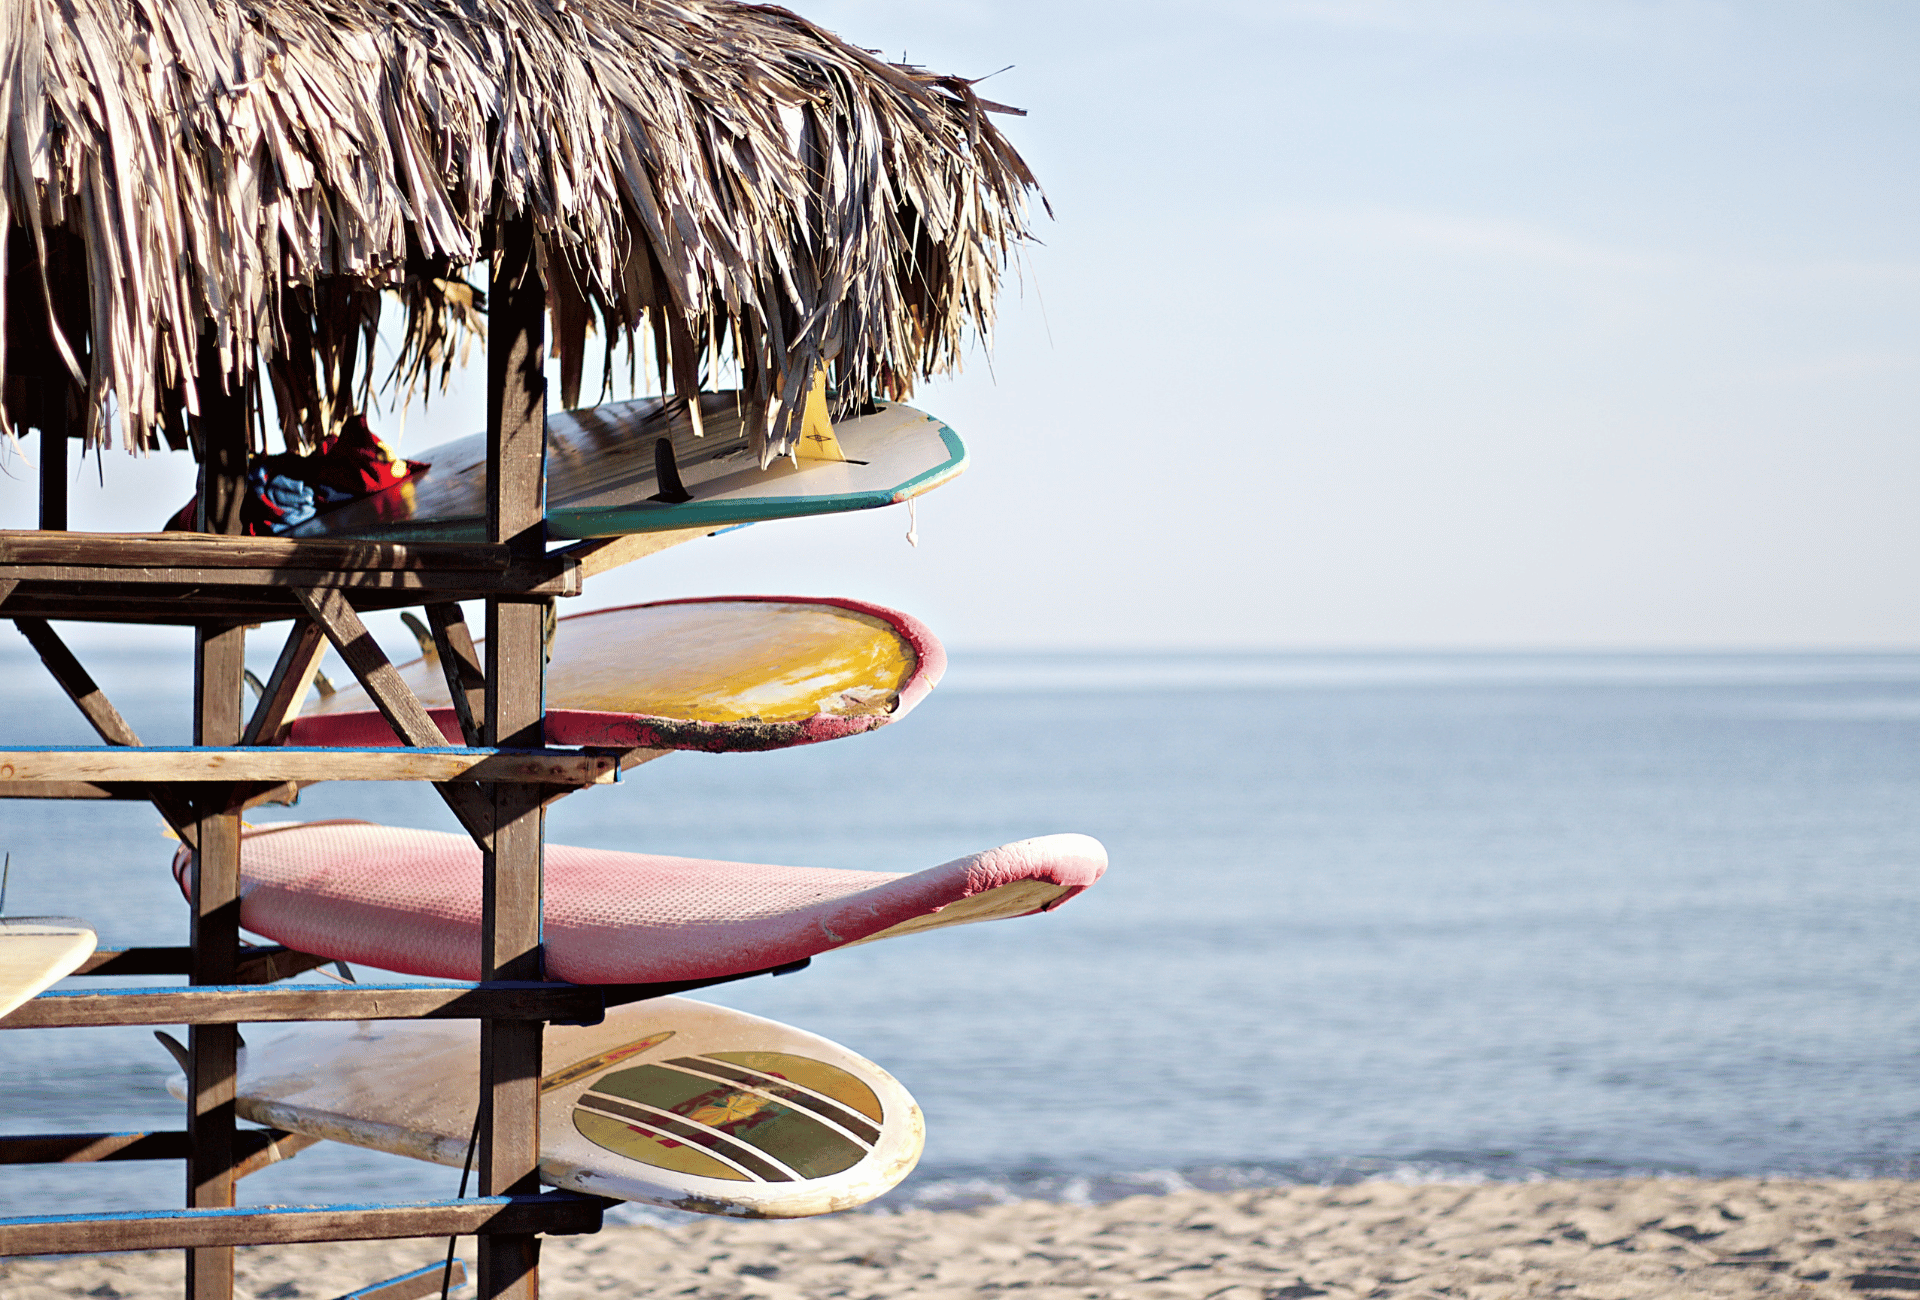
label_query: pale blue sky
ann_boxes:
[3,0,1915,649]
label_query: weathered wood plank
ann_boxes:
[14,616,142,744]
[332,1258,466,1300]
[243,621,328,746]
[483,209,551,1300]
[560,526,715,579]
[0,583,577,626]
[76,945,336,983]
[0,1131,190,1163]
[0,533,512,572]
[0,563,579,596]
[231,1130,322,1181]
[0,1127,315,1175]
[0,982,604,1029]
[190,617,246,1300]
[0,747,617,784]
[191,372,250,1300]
[0,1192,604,1256]
[39,421,68,532]
[11,616,202,843]
[426,603,486,746]
[297,588,447,749]
[0,779,121,798]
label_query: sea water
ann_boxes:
[0,643,1914,1217]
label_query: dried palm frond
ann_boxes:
[0,0,1042,458]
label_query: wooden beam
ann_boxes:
[10,616,201,844]
[13,617,141,744]
[301,589,574,851]
[425,603,486,747]
[0,1127,315,1176]
[0,562,579,597]
[0,982,604,1029]
[333,1259,466,1300]
[0,780,121,799]
[38,417,67,532]
[0,579,578,626]
[482,209,549,1300]
[293,589,514,847]
[75,945,336,983]
[0,1131,190,1163]
[231,1130,322,1181]
[557,526,715,579]
[0,533,513,571]
[190,615,245,1300]
[0,747,617,785]
[0,1192,604,1257]
[296,587,448,747]
[242,621,328,746]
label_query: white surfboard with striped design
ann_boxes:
[212,997,922,1218]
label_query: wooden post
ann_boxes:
[188,624,243,1300]
[38,415,67,532]
[193,338,249,537]
[478,211,548,1300]
[187,342,249,1300]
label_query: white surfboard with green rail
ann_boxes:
[288,385,964,544]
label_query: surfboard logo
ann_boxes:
[541,1031,675,1094]
[571,1052,883,1184]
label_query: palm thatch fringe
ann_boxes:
[0,0,1041,461]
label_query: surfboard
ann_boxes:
[0,918,97,1019]
[172,821,1108,985]
[288,596,944,753]
[180,998,923,1217]
[285,396,964,543]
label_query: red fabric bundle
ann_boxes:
[162,415,427,534]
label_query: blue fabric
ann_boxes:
[246,467,315,533]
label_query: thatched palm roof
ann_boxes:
[0,0,1040,460]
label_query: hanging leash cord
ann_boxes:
[441,1105,483,1300]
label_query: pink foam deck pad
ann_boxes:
[175,822,1106,984]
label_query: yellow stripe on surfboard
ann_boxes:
[794,372,848,462]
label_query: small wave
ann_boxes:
[584,1149,1920,1229]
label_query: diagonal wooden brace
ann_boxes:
[294,588,521,852]
[11,615,201,847]
[425,603,486,747]
[243,621,328,747]
[294,588,446,746]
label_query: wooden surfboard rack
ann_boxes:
[0,216,656,1299]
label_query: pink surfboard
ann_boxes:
[288,596,944,753]
[172,822,1106,985]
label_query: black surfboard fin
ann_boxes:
[153,1030,189,1073]
[649,437,693,503]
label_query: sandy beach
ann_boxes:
[5,1178,1918,1299]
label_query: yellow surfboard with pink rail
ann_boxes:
[290,595,944,753]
